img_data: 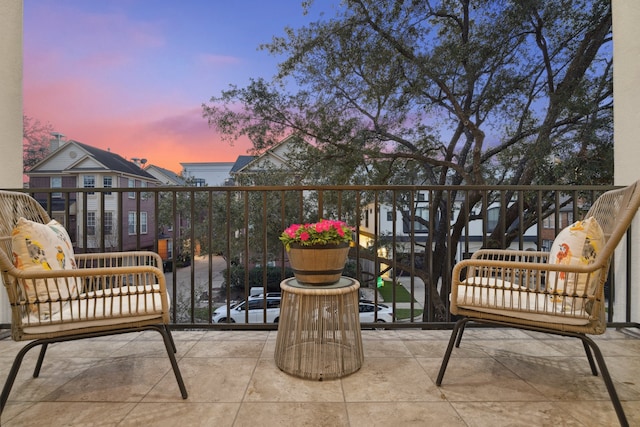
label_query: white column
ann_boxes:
[612,0,640,323]
[0,0,23,324]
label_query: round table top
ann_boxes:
[280,276,360,295]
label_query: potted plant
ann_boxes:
[279,219,354,285]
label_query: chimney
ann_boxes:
[49,132,65,152]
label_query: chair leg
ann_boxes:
[164,325,177,353]
[33,343,49,378]
[155,325,188,399]
[581,339,598,376]
[455,319,466,348]
[436,317,468,386]
[578,335,628,427]
[1,340,44,415]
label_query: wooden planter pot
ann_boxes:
[286,243,350,285]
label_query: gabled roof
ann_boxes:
[230,156,257,173]
[145,164,186,185]
[28,140,157,180]
[73,142,156,179]
[231,135,308,175]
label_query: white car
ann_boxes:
[358,300,394,324]
[212,296,281,324]
[313,300,394,326]
[213,297,393,325]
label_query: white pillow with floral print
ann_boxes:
[547,217,604,298]
[11,217,79,318]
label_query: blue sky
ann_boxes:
[24,0,338,172]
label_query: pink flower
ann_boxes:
[315,221,330,233]
[279,219,353,251]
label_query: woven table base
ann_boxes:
[274,277,364,380]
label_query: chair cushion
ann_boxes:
[456,279,591,326]
[547,217,604,297]
[11,217,79,317]
[22,284,167,335]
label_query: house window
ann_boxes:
[51,176,62,198]
[417,193,426,202]
[403,207,429,233]
[128,212,147,235]
[543,215,555,229]
[86,212,96,236]
[387,211,393,221]
[414,207,429,231]
[104,211,113,235]
[103,176,112,195]
[140,181,149,200]
[84,175,95,195]
[128,179,136,199]
[140,212,148,234]
[128,211,136,235]
[487,207,499,232]
[194,178,206,187]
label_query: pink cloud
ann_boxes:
[24,2,259,175]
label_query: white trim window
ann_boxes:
[140,212,148,234]
[51,176,62,198]
[103,176,113,195]
[128,211,148,235]
[128,211,136,235]
[84,175,95,195]
[104,211,113,235]
[86,212,96,236]
[128,178,136,199]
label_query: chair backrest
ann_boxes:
[0,190,51,261]
[0,191,52,300]
[584,181,640,265]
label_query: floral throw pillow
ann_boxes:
[11,217,79,317]
[547,217,604,298]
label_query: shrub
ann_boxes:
[223,265,294,293]
[224,260,359,292]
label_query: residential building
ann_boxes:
[180,162,235,186]
[230,135,308,185]
[27,138,160,253]
[144,164,187,186]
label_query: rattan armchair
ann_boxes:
[437,181,640,427]
[0,190,187,416]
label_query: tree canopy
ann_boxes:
[204,0,612,188]
[202,0,612,320]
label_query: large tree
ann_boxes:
[203,0,612,320]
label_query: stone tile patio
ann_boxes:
[1,328,639,426]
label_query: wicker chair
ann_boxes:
[437,181,640,427]
[0,190,187,415]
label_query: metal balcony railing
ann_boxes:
[10,184,639,331]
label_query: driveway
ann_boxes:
[164,255,228,308]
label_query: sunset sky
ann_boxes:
[24,0,335,173]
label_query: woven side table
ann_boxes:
[274,277,364,380]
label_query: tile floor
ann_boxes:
[1,327,639,426]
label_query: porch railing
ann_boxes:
[9,184,638,330]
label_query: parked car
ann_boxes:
[358,300,394,324]
[213,296,393,325]
[311,299,394,326]
[212,296,281,323]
